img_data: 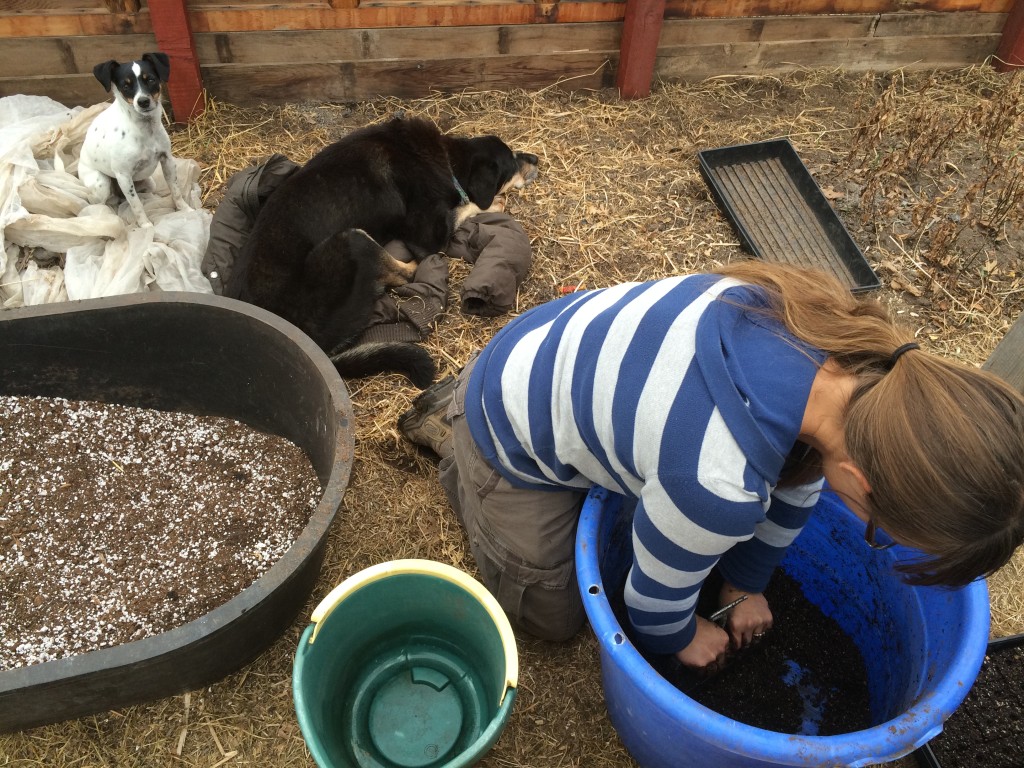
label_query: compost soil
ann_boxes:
[0,394,322,671]
[924,641,1024,768]
[620,569,872,735]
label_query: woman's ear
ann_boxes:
[835,459,874,520]
[839,460,872,495]
[837,460,873,496]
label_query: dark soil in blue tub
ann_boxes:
[613,568,873,735]
[924,642,1024,768]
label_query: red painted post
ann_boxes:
[996,0,1024,71]
[616,0,666,99]
[148,0,205,121]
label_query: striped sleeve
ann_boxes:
[717,478,823,595]
[624,427,772,655]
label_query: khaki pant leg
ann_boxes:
[439,360,587,642]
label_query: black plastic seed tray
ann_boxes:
[914,633,1024,768]
[698,139,880,293]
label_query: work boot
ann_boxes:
[399,374,456,460]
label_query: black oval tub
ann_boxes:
[0,292,353,733]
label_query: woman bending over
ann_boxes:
[400,261,1024,669]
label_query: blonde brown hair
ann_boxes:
[715,260,1024,587]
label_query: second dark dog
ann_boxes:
[223,116,539,388]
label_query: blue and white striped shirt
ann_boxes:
[465,274,826,654]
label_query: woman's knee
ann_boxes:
[473,545,585,642]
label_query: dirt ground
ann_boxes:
[2,65,1023,767]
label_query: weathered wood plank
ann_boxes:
[0,53,612,107]
[659,16,875,45]
[3,0,108,10]
[182,0,358,8]
[199,53,615,104]
[362,0,531,6]
[186,1,331,7]
[663,0,1013,17]
[191,25,620,64]
[0,34,155,78]
[983,315,1024,394]
[685,12,1008,41]
[0,11,153,38]
[655,33,1001,80]
[0,73,110,107]
[875,10,1007,35]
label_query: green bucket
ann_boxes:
[293,560,518,768]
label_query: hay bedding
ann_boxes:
[1,66,1023,767]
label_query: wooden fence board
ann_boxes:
[0,34,155,78]
[663,0,1012,16]
[874,10,1007,35]
[199,53,614,104]
[363,0,531,6]
[0,12,153,38]
[0,73,108,106]
[191,24,620,64]
[187,1,331,7]
[660,12,1004,44]
[4,0,108,9]
[659,16,875,45]
[656,33,1001,79]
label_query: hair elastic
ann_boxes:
[889,342,920,369]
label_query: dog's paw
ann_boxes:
[486,196,506,214]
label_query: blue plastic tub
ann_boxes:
[576,488,990,768]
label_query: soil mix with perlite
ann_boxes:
[923,639,1024,768]
[617,568,872,736]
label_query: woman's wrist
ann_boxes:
[719,581,758,602]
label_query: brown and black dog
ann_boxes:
[223,116,539,388]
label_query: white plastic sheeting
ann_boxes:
[0,94,213,308]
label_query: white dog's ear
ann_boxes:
[142,52,171,83]
[93,60,119,92]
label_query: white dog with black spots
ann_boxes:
[78,52,190,228]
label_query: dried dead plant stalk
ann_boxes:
[848,69,1024,269]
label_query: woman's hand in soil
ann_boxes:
[676,616,730,671]
[720,583,773,649]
